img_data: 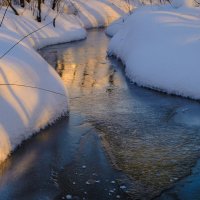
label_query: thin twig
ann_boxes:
[0,20,53,59]
[0,3,9,27]
[0,0,66,60]
[0,83,67,97]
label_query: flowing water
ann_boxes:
[1,29,200,200]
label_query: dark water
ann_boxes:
[1,29,200,200]
[0,114,130,200]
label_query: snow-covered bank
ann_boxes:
[0,5,87,49]
[0,28,69,163]
[105,14,129,36]
[0,0,131,49]
[108,5,200,100]
[0,0,134,54]
[68,0,134,28]
[0,5,84,163]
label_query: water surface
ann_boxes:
[1,29,200,199]
[41,29,200,199]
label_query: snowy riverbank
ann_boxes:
[0,27,69,163]
[0,0,130,163]
[108,2,200,100]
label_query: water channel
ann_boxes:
[1,29,200,200]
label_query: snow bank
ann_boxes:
[105,14,129,37]
[63,0,133,28]
[0,28,69,163]
[0,5,86,49]
[0,0,131,48]
[0,5,85,163]
[108,5,200,100]
[171,0,194,8]
[105,0,196,37]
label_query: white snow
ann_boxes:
[106,0,195,37]
[0,3,89,163]
[105,14,129,37]
[171,0,194,8]
[108,3,200,100]
[62,0,134,29]
[0,5,87,49]
[0,27,69,163]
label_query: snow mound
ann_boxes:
[171,0,194,8]
[0,3,89,163]
[65,0,133,28]
[0,28,68,163]
[108,6,200,100]
[105,14,129,37]
[0,5,87,49]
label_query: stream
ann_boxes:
[1,29,200,200]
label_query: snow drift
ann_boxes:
[0,5,85,163]
[62,0,133,29]
[108,5,200,100]
[0,5,87,49]
[105,14,129,37]
[0,28,69,163]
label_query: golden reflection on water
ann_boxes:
[55,44,126,98]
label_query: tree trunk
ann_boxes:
[20,0,25,7]
[52,0,57,10]
[37,0,42,22]
[8,0,19,15]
